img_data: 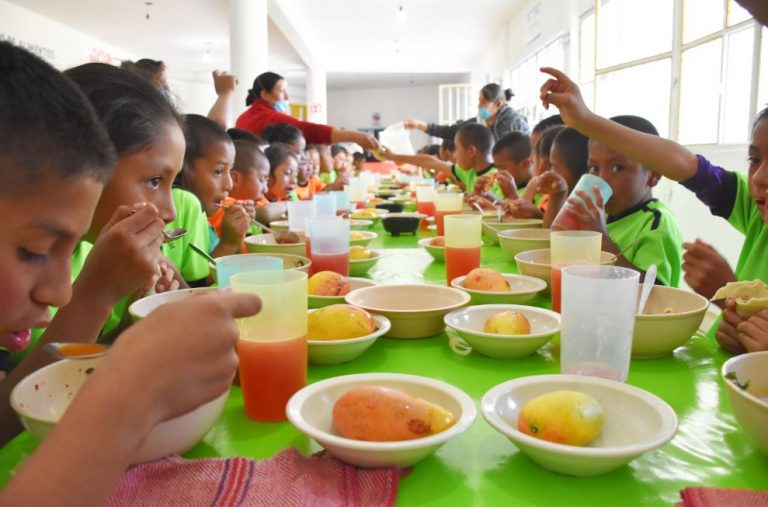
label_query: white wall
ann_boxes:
[327,85,440,149]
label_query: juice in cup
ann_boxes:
[435,210,460,235]
[550,231,602,312]
[231,270,308,422]
[416,185,436,229]
[444,214,482,285]
[552,174,612,232]
[308,217,349,276]
[331,190,351,219]
[311,252,349,275]
[435,192,463,236]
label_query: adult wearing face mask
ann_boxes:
[404,83,529,142]
[236,71,380,150]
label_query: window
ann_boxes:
[759,27,768,113]
[579,11,596,110]
[727,0,751,26]
[596,0,673,69]
[722,26,755,143]
[678,39,722,144]
[438,84,474,126]
[683,0,723,44]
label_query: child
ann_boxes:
[261,123,317,199]
[304,145,325,194]
[490,131,533,197]
[0,46,261,500]
[180,114,252,257]
[530,115,564,175]
[324,144,348,185]
[265,143,298,202]
[230,140,270,206]
[227,127,266,148]
[352,151,367,174]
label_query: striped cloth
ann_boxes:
[677,487,768,506]
[107,448,402,507]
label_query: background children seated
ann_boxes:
[265,143,298,202]
[352,151,366,174]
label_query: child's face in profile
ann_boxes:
[90,122,184,237]
[453,135,475,170]
[268,155,298,201]
[296,151,310,186]
[493,150,531,186]
[548,141,577,192]
[307,150,320,177]
[185,139,235,216]
[587,140,657,216]
[333,152,347,171]
[0,176,102,341]
[231,159,269,202]
[748,119,768,220]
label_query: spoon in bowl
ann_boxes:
[637,264,657,315]
[43,342,109,360]
[252,219,301,244]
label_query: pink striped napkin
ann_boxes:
[678,487,768,507]
[107,448,403,507]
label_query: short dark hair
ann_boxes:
[352,152,366,162]
[537,125,564,159]
[265,143,296,176]
[456,123,493,156]
[232,140,268,175]
[441,138,456,152]
[609,115,659,136]
[417,144,440,156]
[120,58,165,83]
[493,131,532,162]
[183,114,233,168]
[246,71,284,106]
[66,63,182,157]
[480,83,513,103]
[0,42,115,194]
[532,114,564,135]
[227,127,264,145]
[552,127,589,180]
[331,144,349,157]
[261,123,305,146]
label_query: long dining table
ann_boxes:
[1,218,767,506]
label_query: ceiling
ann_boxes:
[9,0,523,89]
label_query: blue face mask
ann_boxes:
[478,106,492,120]
[274,100,291,114]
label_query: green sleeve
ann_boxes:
[162,188,211,283]
[728,172,758,234]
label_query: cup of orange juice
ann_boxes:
[444,214,482,285]
[434,192,464,235]
[231,270,308,422]
[550,231,602,313]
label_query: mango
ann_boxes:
[350,231,366,241]
[352,210,377,219]
[484,311,531,335]
[464,268,510,292]
[429,237,445,247]
[350,245,373,260]
[333,385,456,441]
[308,304,376,340]
[517,390,604,446]
[308,271,350,296]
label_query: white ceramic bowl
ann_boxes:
[309,277,378,309]
[286,373,476,468]
[481,374,678,476]
[345,284,470,338]
[348,219,374,231]
[10,357,228,464]
[129,287,220,320]
[514,249,617,290]
[418,237,445,262]
[451,274,547,305]
[482,219,543,245]
[444,304,561,358]
[633,286,709,358]
[308,313,391,365]
[498,229,551,259]
[721,351,768,454]
[349,250,381,277]
[245,233,306,257]
[349,230,378,247]
[350,211,381,225]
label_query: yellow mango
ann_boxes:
[518,390,604,446]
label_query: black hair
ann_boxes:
[264,143,296,176]
[456,123,494,156]
[493,132,532,163]
[232,140,268,175]
[755,105,768,128]
[0,42,115,194]
[65,63,182,158]
[261,123,305,147]
[331,144,349,157]
[227,127,265,145]
[120,59,165,80]
[480,83,514,103]
[352,152,367,161]
[417,144,441,156]
[532,114,564,135]
[552,127,589,180]
[441,138,456,152]
[537,125,564,159]
[609,115,659,136]
[246,71,284,106]
[182,114,233,169]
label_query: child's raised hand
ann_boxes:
[564,188,607,233]
[682,239,736,299]
[716,299,748,355]
[502,199,543,219]
[735,308,768,353]
[539,67,591,129]
[212,70,238,96]
[220,204,250,246]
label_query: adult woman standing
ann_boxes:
[236,72,379,150]
[404,83,529,142]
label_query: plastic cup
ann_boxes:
[231,269,308,421]
[552,174,613,231]
[215,254,282,288]
[416,185,437,220]
[434,192,464,236]
[345,184,368,208]
[444,214,482,285]
[287,200,316,233]
[550,230,602,313]
[331,190,351,217]
[560,265,640,382]
[313,193,336,217]
[308,217,350,276]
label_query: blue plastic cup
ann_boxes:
[571,174,613,206]
[215,254,282,288]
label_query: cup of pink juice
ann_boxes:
[308,216,349,276]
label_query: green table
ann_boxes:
[1,223,767,506]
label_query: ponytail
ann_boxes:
[480,83,512,105]
[246,71,284,107]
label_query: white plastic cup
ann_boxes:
[560,265,640,382]
[330,190,351,213]
[313,193,336,217]
[287,200,316,233]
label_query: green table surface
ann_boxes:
[2,222,767,505]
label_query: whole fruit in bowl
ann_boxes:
[309,304,377,340]
[483,310,531,335]
[464,268,510,292]
[308,271,350,296]
[518,390,604,446]
[350,245,374,260]
[430,237,445,247]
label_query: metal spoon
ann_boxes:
[162,228,187,243]
[252,219,301,244]
[189,241,217,269]
[43,342,109,360]
[637,264,657,314]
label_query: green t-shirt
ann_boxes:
[162,187,211,283]
[728,172,768,281]
[451,164,503,200]
[606,199,683,287]
[319,171,337,185]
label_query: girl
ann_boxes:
[539,66,767,353]
[265,143,298,202]
[261,123,317,199]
